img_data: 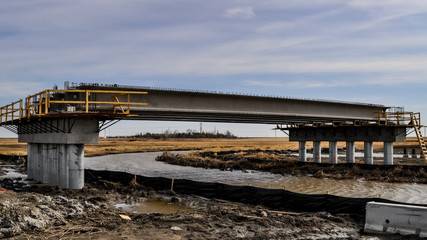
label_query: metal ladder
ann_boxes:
[410,113,427,162]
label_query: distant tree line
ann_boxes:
[127,129,237,139]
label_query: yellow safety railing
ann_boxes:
[0,89,148,125]
[377,111,426,161]
[376,111,419,126]
[0,100,23,125]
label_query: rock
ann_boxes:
[261,211,268,218]
[170,226,182,231]
[314,170,324,178]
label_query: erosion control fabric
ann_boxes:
[86,169,426,215]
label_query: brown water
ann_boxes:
[115,199,192,214]
[86,152,427,204]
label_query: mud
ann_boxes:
[156,150,427,184]
[0,175,371,240]
[0,155,421,239]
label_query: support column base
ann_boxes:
[329,141,338,164]
[27,143,84,189]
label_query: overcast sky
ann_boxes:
[1,0,427,137]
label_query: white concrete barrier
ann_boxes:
[365,201,427,237]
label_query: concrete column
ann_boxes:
[25,143,85,189]
[299,141,307,162]
[313,141,322,163]
[384,142,393,165]
[68,144,85,190]
[346,141,355,164]
[26,143,82,188]
[20,118,98,189]
[364,141,374,165]
[329,141,338,164]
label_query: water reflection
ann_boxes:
[116,199,192,214]
[86,152,427,204]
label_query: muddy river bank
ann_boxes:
[0,153,425,239]
[157,150,427,184]
[0,162,376,239]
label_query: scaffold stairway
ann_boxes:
[410,113,427,162]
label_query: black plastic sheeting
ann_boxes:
[85,169,427,215]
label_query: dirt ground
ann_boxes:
[1,157,421,240]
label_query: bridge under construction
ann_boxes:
[0,83,425,189]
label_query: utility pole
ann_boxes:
[200,122,203,133]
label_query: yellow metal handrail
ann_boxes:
[0,100,23,125]
[0,89,148,125]
[377,111,426,162]
[376,111,422,126]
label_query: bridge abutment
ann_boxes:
[290,126,405,165]
[20,118,98,189]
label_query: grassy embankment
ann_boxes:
[0,137,422,157]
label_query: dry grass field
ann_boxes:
[0,137,422,157]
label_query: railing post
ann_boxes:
[25,96,29,119]
[127,93,130,113]
[12,103,14,122]
[19,100,22,123]
[397,112,400,125]
[85,90,89,113]
[38,93,42,116]
[384,111,387,125]
[0,107,3,124]
[45,90,49,114]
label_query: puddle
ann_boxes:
[115,199,192,214]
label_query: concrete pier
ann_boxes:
[329,141,338,164]
[26,143,85,189]
[346,141,355,163]
[313,141,322,163]
[384,142,393,165]
[364,141,373,165]
[299,141,307,162]
[21,118,98,189]
[289,125,405,165]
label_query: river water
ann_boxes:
[86,152,427,205]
